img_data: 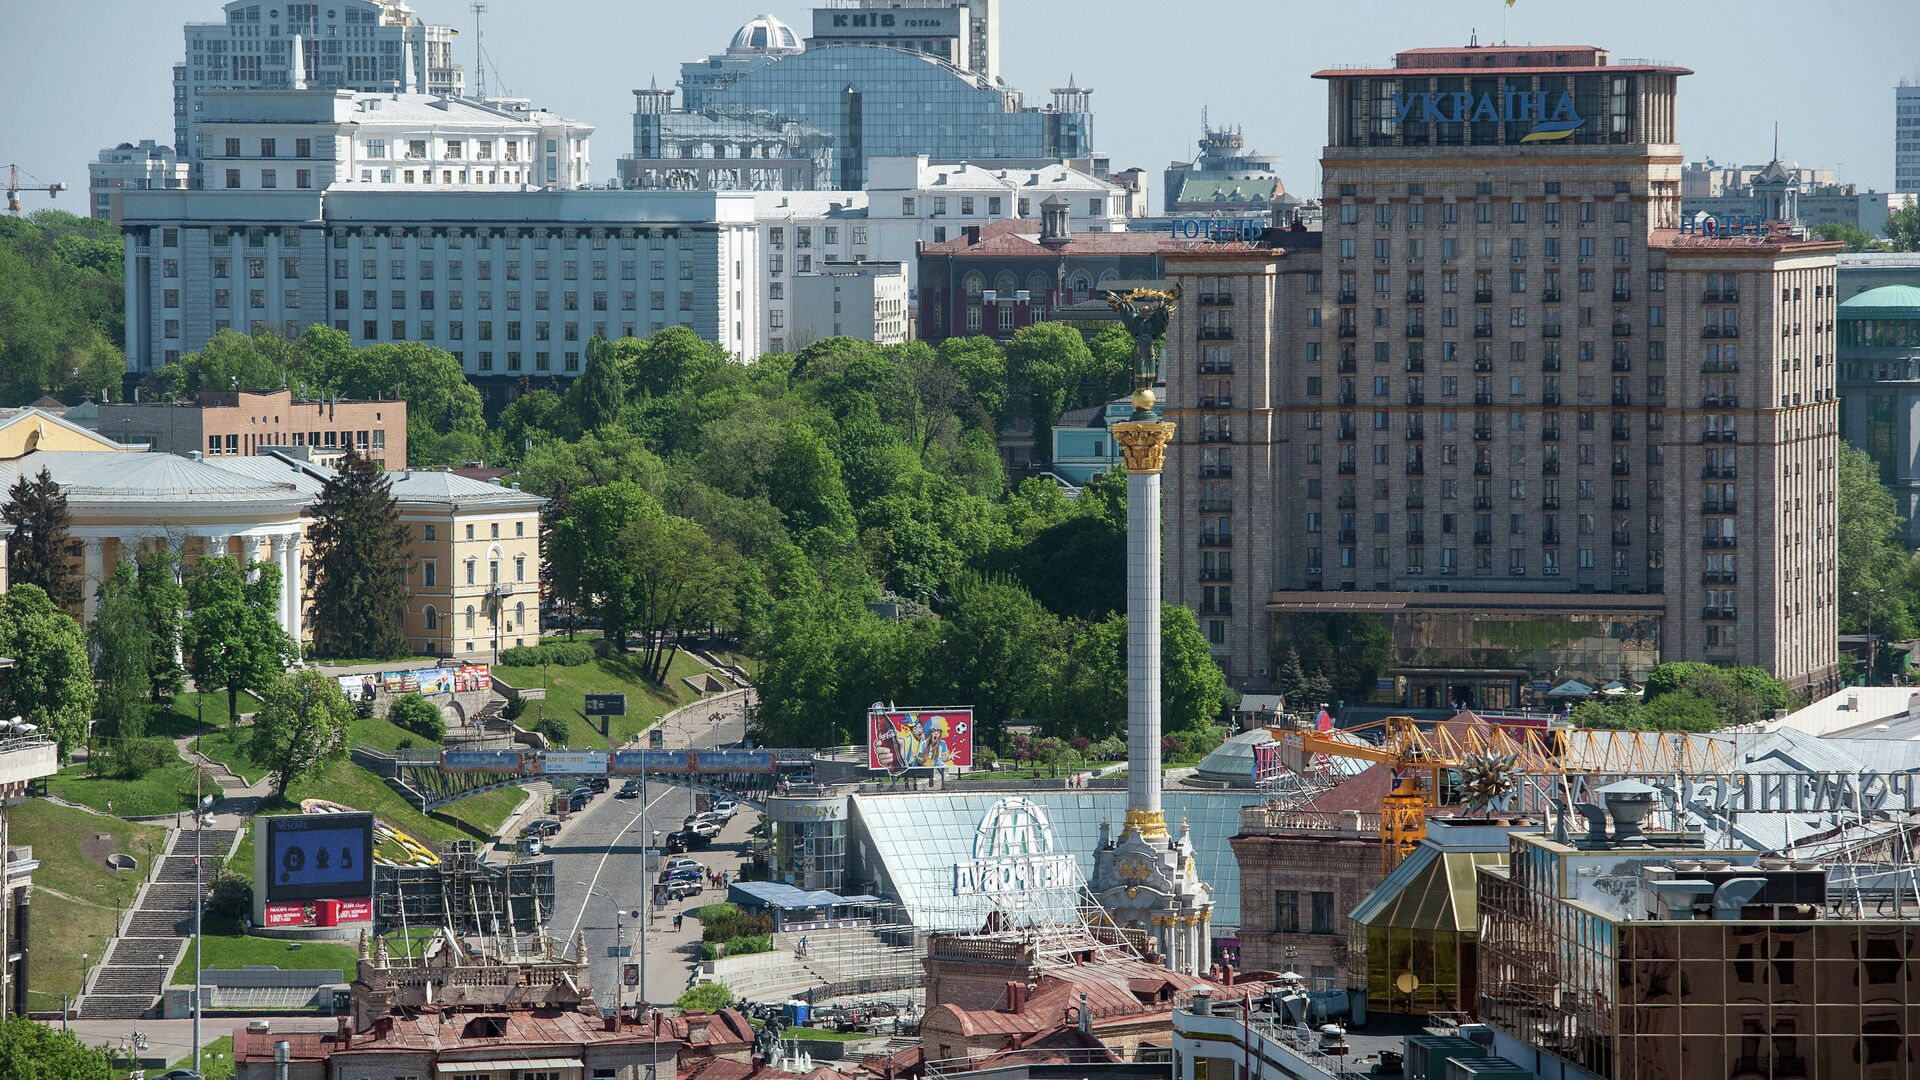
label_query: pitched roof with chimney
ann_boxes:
[928,956,1268,1040]
[232,1008,672,1065]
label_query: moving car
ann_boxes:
[617,780,643,799]
[522,819,562,838]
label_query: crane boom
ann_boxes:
[1267,714,1737,870]
[5,164,69,215]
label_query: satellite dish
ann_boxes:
[1396,971,1420,994]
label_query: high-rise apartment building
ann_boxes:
[175,0,464,175]
[1898,81,1920,194]
[1162,45,1841,703]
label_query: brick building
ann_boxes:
[916,201,1170,344]
[85,388,406,466]
[1161,43,1841,701]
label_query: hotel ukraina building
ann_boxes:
[1162,45,1841,705]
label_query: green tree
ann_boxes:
[1886,196,1920,253]
[0,1013,112,1079]
[0,212,127,405]
[935,335,1009,427]
[88,560,152,742]
[1051,603,1226,741]
[134,546,188,701]
[676,981,734,1012]
[768,422,855,538]
[928,574,1064,751]
[0,585,96,757]
[626,326,729,397]
[550,481,663,648]
[248,668,355,798]
[1270,646,1307,707]
[156,327,296,398]
[307,450,413,660]
[569,335,627,433]
[1086,324,1137,403]
[185,555,294,725]
[1004,323,1094,463]
[1836,441,1919,641]
[1274,612,1393,702]
[386,693,447,741]
[2,467,81,610]
[1812,222,1884,253]
[318,342,485,466]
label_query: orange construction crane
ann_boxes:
[1267,715,1735,871]
[5,165,68,215]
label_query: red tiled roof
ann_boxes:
[933,957,1271,1039]
[1649,228,1841,254]
[1304,764,1395,815]
[684,1059,757,1080]
[977,1026,1118,1068]
[233,1009,671,1063]
[666,1008,757,1049]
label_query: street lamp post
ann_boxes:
[194,784,214,1074]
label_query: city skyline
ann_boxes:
[5,0,1917,200]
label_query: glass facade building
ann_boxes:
[663,43,1093,190]
[838,789,1265,933]
[1837,284,1920,543]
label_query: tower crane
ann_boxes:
[5,165,68,215]
[1268,715,1737,871]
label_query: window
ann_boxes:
[1311,891,1335,934]
[1274,890,1300,932]
[422,561,438,587]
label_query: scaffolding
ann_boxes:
[375,841,556,946]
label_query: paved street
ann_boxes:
[543,690,761,1010]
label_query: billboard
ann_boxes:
[263,898,373,927]
[868,708,973,773]
[337,663,490,701]
[260,813,374,903]
[542,750,610,774]
[609,749,774,775]
[441,749,528,774]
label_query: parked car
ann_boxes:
[586,776,610,793]
[518,836,544,857]
[617,780,643,799]
[710,799,739,819]
[522,819,562,839]
[566,791,590,813]
[665,858,705,875]
[684,819,721,839]
[666,879,704,901]
[570,785,595,802]
[156,1071,205,1080]
[665,829,710,853]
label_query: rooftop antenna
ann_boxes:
[1772,121,1780,164]
[470,2,487,100]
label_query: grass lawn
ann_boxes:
[436,786,527,837]
[348,713,445,753]
[171,913,359,987]
[190,725,274,786]
[170,1035,236,1080]
[151,690,267,737]
[496,650,714,747]
[381,927,440,960]
[12,800,168,1009]
[45,757,207,817]
[227,827,254,877]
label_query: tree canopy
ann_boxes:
[0,584,96,756]
[0,212,124,406]
[3,468,81,610]
[249,668,355,797]
[185,555,294,725]
[307,450,413,660]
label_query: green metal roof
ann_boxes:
[1348,845,1508,933]
[1839,284,1920,319]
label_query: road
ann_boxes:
[542,690,759,1010]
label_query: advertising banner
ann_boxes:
[441,750,525,774]
[263,899,373,927]
[543,750,609,774]
[692,749,775,774]
[868,708,973,772]
[337,664,489,700]
[263,902,309,927]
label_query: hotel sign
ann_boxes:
[1166,218,1267,241]
[1513,770,1920,816]
[954,796,1077,900]
[1391,90,1585,142]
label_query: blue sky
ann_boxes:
[5,0,1916,200]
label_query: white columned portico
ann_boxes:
[200,531,232,561]
[79,538,105,623]
[285,532,304,652]
[268,535,291,632]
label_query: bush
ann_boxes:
[724,933,771,957]
[108,737,180,779]
[695,902,772,944]
[206,868,253,920]
[676,981,733,1012]
[536,713,570,747]
[387,694,447,741]
[498,641,596,668]
[502,694,528,722]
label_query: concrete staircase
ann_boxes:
[77,827,240,1020]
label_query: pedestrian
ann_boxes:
[675,913,684,931]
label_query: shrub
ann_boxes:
[675,981,733,1012]
[502,694,528,722]
[206,868,253,920]
[109,737,180,779]
[696,902,772,944]
[723,933,771,957]
[536,713,570,747]
[386,694,447,741]
[498,641,596,668]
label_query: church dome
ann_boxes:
[728,14,802,55]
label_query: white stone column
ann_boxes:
[286,532,305,656]
[80,538,105,623]
[201,532,231,562]
[1113,418,1174,840]
[268,535,292,633]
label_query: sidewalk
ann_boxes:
[639,809,761,1007]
